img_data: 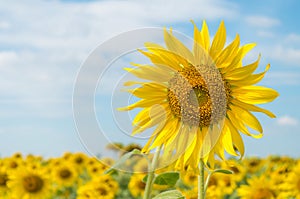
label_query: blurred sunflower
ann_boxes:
[238,175,276,199]
[77,175,118,199]
[121,20,278,170]
[7,166,52,199]
[0,166,9,197]
[279,162,300,199]
[182,188,198,199]
[52,163,78,187]
[128,174,146,198]
[70,153,88,171]
[221,160,246,182]
[182,170,198,186]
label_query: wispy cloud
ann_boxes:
[0,0,239,120]
[264,72,300,85]
[245,15,280,28]
[277,115,299,126]
[267,45,300,66]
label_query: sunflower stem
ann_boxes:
[143,145,162,199]
[198,159,205,199]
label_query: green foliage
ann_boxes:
[143,172,180,187]
[152,190,185,199]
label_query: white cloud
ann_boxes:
[285,33,300,43]
[0,21,11,29]
[268,45,300,65]
[277,115,299,126]
[245,15,280,28]
[257,30,275,38]
[0,0,238,120]
[264,72,300,85]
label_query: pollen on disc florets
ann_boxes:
[167,63,231,127]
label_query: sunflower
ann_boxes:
[52,162,78,187]
[128,174,146,198]
[221,159,246,182]
[120,20,278,170]
[238,175,276,199]
[278,162,300,199]
[77,175,118,199]
[69,152,88,171]
[0,166,9,197]
[7,166,52,199]
[182,170,198,187]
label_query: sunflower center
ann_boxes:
[22,175,44,193]
[137,180,146,189]
[10,161,18,169]
[92,167,98,173]
[97,187,108,196]
[0,174,8,187]
[167,64,230,127]
[59,169,72,179]
[253,188,274,199]
[75,157,83,164]
[230,166,240,174]
[188,174,197,182]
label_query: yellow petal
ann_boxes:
[230,105,263,134]
[200,20,210,51]
[138,49,186,71]
[164,28,194,64]
[232,86,279,104]
[118,98,167,111]
[227,109,262,138]
[224,55,261,80]
[222,124,238,156]
[226,119,245,157]
[222,43,256,73]
[229,64,270,86]
[127,83,167,99]
[216,34,240,68]
[231,98,276,118]
[125,65,171,82]
[210,20,226,60]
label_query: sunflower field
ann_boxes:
[0,149,299,199]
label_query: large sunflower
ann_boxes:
[121,21,278,170]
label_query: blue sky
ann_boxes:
[0,0,299,158]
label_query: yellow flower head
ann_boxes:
[121,20,278,170]
[52,162,78,187]
[77,175,118,199]
[238,175,276,199]
[0,166,9,196]
[7,166,52,199]
[128,174,146,198]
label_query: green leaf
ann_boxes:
[213,169,233,175]
[154,172,180,186]
[152,190,185,199]
[142,172,180,186]
[105,149,142,174]
[142,174,148,183]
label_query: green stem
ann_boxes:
[204,171,212,193]
[143,145,162,199]
[198,159,205,199]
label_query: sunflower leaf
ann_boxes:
[213,169,233,175]
[154,172,180,186]
[105,149,142,174]
[142,172,180,186]
[152,190,185,199]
